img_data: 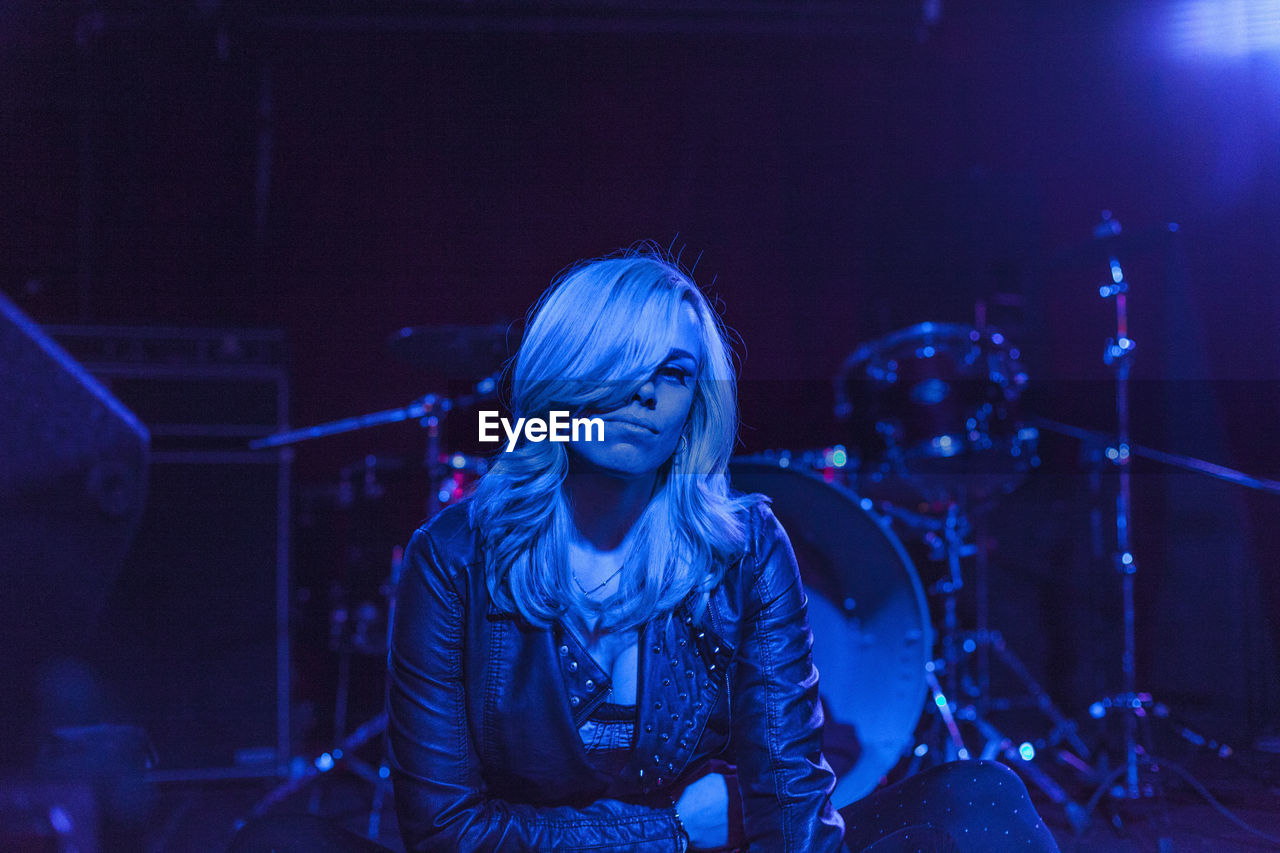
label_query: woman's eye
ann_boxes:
[656,365,692,385]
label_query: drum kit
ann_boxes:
[245,233,1280,835]
[734,319,1078,810]
[249,315,1072,824]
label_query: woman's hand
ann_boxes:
[675,771,729,851]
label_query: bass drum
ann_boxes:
[729,457,932,806]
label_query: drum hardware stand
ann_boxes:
[1038,413,1274,777]
[894,499,1091,820]
[1022,408,1280,836]
[244,376,498,838]
[245,712,391,822]
[916,642,1091,829]
[1071,216,1200,821]
[248,372,497,459]
[325,593,385,772]
[931,504,974,711]
[1091,219,1155,803]
[243,545,404,840]
[1058,214,1272,843]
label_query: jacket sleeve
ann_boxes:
[728,507,845,852]
[385,525,689,853]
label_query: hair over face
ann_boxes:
[468,250,755,630]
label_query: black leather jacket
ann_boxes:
[385,500,845,852]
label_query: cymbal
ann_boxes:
[386,323,513,380]
[1049,220,1180,270]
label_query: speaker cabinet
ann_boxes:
[0,295,149,763]
[45,325,291,779]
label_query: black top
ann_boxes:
[579,700,637,785]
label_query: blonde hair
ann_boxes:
[468,249,754,631]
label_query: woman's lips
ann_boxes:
[606,417,658,434]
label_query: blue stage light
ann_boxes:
[49,807,73,834]
[1171,0,1280,57]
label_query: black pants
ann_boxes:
[229,761,1058,853]
[840,760,1060,853]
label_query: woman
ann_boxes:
[382,249,1064,853]
[386,250,842,851]
[228,249,1059,852]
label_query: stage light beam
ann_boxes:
[1171,0,1280,58]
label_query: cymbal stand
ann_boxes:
[1079,214,1185,815]
[1061,215,1263,852]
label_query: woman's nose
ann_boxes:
[633,378,657,407]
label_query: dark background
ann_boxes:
[4,0,1278,749]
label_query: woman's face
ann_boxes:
[568,301,703,479]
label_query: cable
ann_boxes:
[1069,757,1280,851]
[1067,764,1126,853]
[1156,758,1280,848]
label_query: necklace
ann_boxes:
[572,563,625,597]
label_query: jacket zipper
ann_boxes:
[577,680,610,723]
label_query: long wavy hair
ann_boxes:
[468,250,754,631]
